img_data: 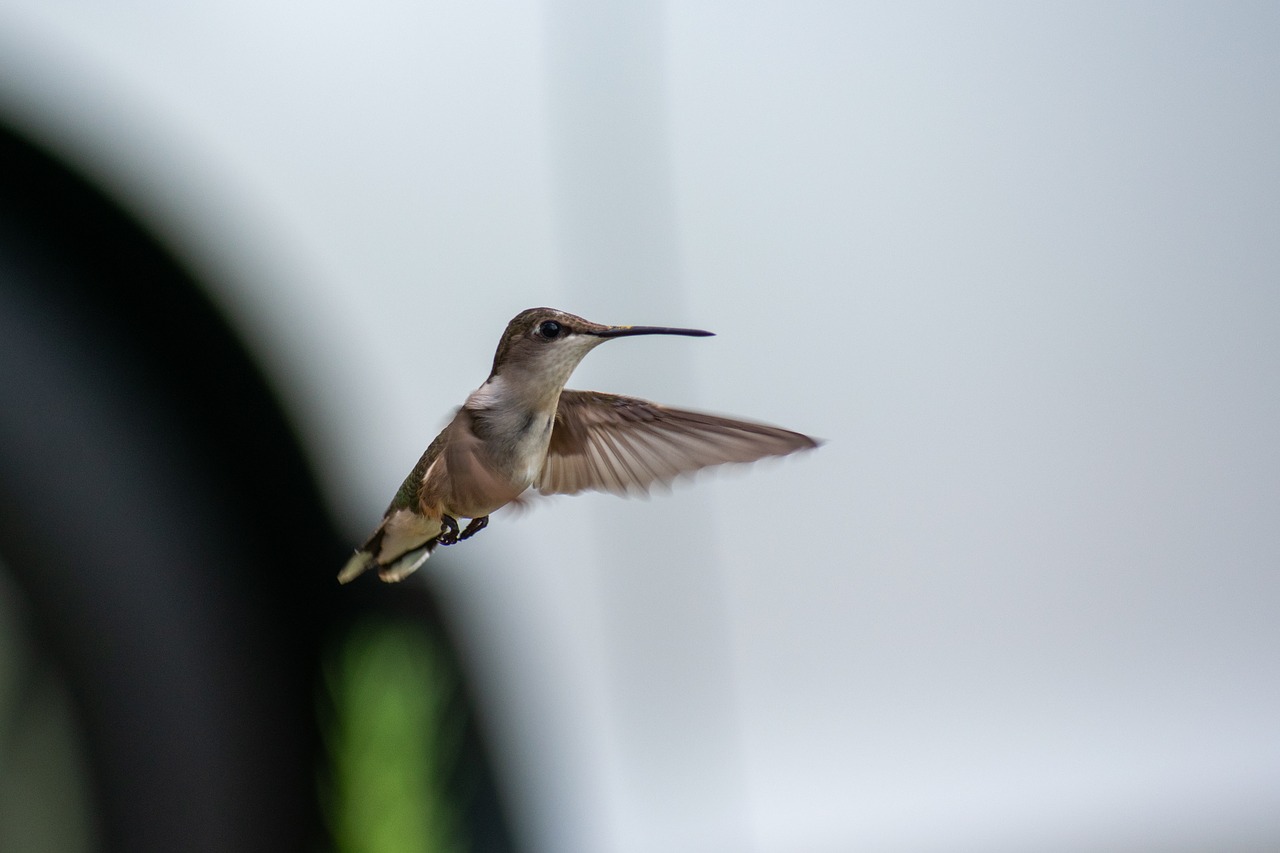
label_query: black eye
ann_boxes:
[538,320,563,339]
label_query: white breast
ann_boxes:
[465,375,556,489]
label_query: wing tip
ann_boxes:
[797,432,824,451]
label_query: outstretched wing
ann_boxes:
[536,390,819,497]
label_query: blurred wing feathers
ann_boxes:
[537,390,818,496]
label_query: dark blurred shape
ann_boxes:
[0,127,514,852]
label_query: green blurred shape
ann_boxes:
[323,618,465,853]
[0,562,98,853]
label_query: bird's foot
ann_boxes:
[437,514,461,546]
[458,515,489,541]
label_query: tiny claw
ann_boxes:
[437,514,460,546]
[458,515,489,541]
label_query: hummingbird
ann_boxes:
[339,307,819,583]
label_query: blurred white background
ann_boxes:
[2,2,1278,851]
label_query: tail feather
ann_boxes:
[337,550,375,584]
[377,541,437,582]
[337,540,440,584]
[337,508,446,584]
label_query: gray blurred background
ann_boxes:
[1,2,1278,852]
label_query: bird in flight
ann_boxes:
[339,307,819,583]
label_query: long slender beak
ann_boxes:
[591,325,714,338]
